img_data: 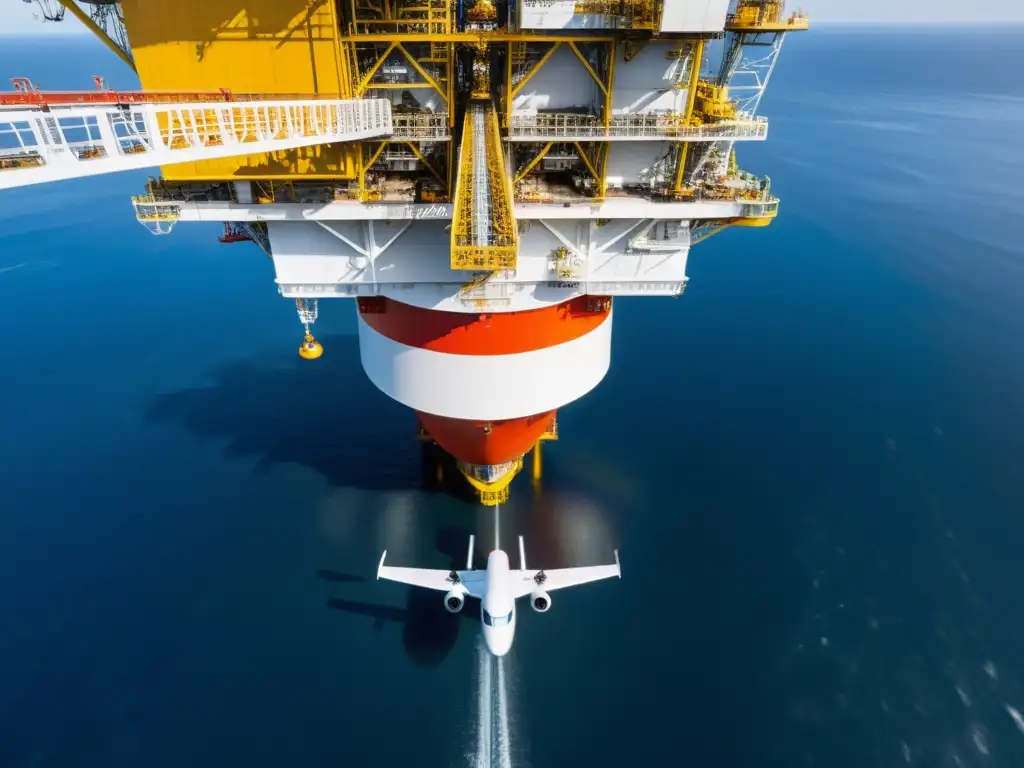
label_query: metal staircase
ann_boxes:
[450,103,518,270]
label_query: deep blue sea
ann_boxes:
[1,25,1023,768]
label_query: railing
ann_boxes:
[0,98,392,189]
[726,3,810,30]
[520,0,657,29]
[740,199,780,217]
[507,112,769,141]
[349,17,449,36]
[130,194,181,234]
[390,112,449,141]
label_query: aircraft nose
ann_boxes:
[485,633,513,657]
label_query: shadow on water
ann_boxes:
[146,334,424,491]
[313,569,366,585]
[318,526,479,668]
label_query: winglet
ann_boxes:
[377,550,387,580]
[614,549,621,578]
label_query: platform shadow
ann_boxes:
[320,525,480,667]
[145,334,424,491]
[328,588,479,668]
[314,569,366,585]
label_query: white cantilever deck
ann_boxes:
[0,98,392,190]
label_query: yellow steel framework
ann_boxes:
[571,0,658,29]
[84,0,805,226]
[672,39,706,196]
[506,37,615,199]
[450,104,518,270]
[726,0,810,31]
[357,139,448,201]
[461,457,523,507]
[348,0,451,36]
[62,0,136,73]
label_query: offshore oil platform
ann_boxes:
[2,0,807,505]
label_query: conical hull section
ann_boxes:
[416,410,556,466]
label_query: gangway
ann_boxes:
[450,103,517,270]
[0,92,392,190]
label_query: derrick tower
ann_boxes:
[3,0,808,505]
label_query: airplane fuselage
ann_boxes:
[376,535,620,658]
[479,549,516,657]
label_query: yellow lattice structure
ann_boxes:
[572,0,657,29]
[460,457,524,506]
[350,0,451,35]
[726,1,810,31]
[451,104,518,270]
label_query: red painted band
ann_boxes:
[418,410,556,466]
[357,296,610,356]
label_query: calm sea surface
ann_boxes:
[1,25,1023,768]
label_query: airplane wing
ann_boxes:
[510,550,621,599]
[376,551,486,598]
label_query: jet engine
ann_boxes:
[444,589,465,613]
[530,590,551,613]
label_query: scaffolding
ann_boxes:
[451,104,518,270]
[348,0,451,36]
[390,111,449,141]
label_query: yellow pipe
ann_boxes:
[62,1,136,74]
[406,141,446,187]
[359,141,386,197]
[683,39,706,124]
[355,41,398,95]
[691,222,731,245]
[447,43,455,128]
[506,42,513,128]
[674,39,706,194]
[365,141,387,169]
[568,42,607,96]
[532,442,542,483]
[604,39,616,130]
[327,0,350,97]
[573,142,600,184]
[446,143,453,197]
[512,43,561,98]
[397,44,448,105]
[513,141,553,183]
[599,143,610,198]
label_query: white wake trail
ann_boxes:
[476,639,492,767]
[497,655,512,768]
[473,637,515,768]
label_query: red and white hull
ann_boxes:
[356,295,612,482]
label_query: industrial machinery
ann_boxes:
[4,0,808,505]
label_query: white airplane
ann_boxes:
[376,535,621,657]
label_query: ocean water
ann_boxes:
[1,24,1023,768]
